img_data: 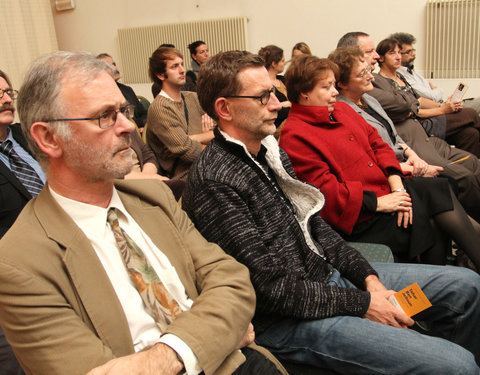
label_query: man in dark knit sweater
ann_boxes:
[182,50,480,375]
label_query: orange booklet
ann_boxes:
[388,282,432,317]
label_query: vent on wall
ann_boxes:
[426,0,480,79]
[118,17,248,84]
[55,0,75,11]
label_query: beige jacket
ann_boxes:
[0,179,285,375]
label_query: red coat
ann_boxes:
[280,102,403,235]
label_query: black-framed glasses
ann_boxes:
[0,89,18,100]
[43,104,135,129]
[225,88,274,105]
[400,49,416,55]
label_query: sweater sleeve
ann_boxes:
[184,179,371,320]
[308,214,378,288]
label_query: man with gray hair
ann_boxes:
[0,51,285,375]
[391,32,480,114]
[337,31,379,69]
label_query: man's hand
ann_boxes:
[236,323,255,349]
[423,165,443,177]
[405,154,429,176]
[86,343,183,375]
[442,100,463,114]
[364,275,388,293]
[364,290,414,328]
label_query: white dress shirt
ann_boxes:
[50,186,201,374]
[397,66,445,102]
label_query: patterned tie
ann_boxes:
[107,207,182,331]
[0,140,43,197]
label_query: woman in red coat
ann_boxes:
[279,55,480,268]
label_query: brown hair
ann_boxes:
[196,50,264,121]
[328,46,364,88]
[258,45,284,70]
[292,42,312,56]
[285,55,338,104]
[376,38,400,67]
[148,47,183,87]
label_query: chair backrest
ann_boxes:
[142,122,149,144]
[137,95,151,112]
[347,242,394,263]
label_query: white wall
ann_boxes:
[50,0,480,101]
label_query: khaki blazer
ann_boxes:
[0,179,282,375]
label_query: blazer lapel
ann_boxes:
[34,188,134,356]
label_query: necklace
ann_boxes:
[379,70,397,80]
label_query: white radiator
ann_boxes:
[118,17,248,84]
[426,0,480,79]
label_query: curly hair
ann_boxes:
[389,32,416,47]
[328,46,364,88]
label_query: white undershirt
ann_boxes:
[50,186,201,374]
[160,90,174,101]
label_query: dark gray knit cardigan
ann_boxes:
[183,129,377,333]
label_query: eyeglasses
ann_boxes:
[358,66,374,78]
[225,88,275,105]
[400,49,416,55]
[43,104,135,129]
[0,89,18,100]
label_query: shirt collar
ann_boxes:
[160,90,174,101]
[49,186,130,238]
[289,103,340,125]
[0,127,13,143]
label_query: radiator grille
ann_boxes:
[426,0,480,79]
[118,17,248,84]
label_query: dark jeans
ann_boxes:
[257,263,480,375]
[233,347,282,375]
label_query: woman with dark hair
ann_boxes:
[258,45,290,138]
[291,42,312,58]
[372,38,480,157]
[279,54,480,269]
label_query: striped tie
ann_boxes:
[107,207,182,331]
[0,140,43,197]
